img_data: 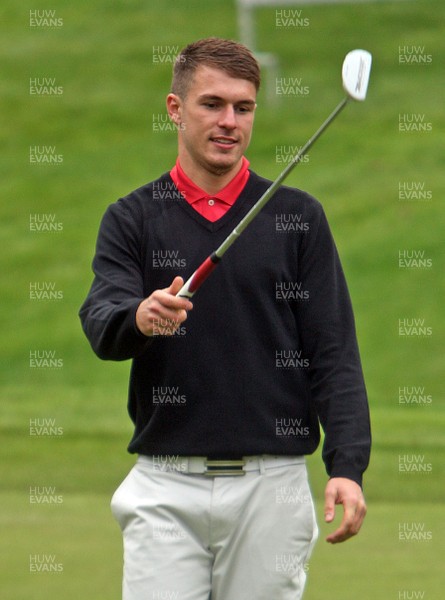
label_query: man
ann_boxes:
[80,38,371,600]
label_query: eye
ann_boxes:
[236,104,253,114]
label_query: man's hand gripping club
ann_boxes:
[136,276,193,337]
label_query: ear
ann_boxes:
[166,93,182,125]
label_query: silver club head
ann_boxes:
[342,49,372,101]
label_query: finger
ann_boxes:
[326,504,356,544]
[152,290,193,313]
[326,500,366,544]
[159,277,193,311]
[324,487,336,523]
[150,302,189,325]
[165,276,185,295]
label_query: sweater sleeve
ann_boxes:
[295,200,371,487]
[79,200,153,361]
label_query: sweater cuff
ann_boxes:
[329,463,364,489]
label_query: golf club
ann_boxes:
[177,49,372,299]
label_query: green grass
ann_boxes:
[1,0,444,597]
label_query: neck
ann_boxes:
[178,155,242,195]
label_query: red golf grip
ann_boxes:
[177,253,221,298]
[188,255,219,293]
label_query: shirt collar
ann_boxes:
[170,157,250,206]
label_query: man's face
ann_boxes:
[167,65,257,179]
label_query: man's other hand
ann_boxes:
[324,477,367,544]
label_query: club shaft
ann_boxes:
[178,96,349,298]
[216,97,349,256]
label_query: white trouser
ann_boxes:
[111,455,318,600]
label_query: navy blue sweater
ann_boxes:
[79,171,371,486]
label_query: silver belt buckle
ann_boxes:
[204,459,246,477]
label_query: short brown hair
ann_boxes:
[171,37,261,98]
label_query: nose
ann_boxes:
[218,105,237,130]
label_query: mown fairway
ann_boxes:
[1,0,443,597]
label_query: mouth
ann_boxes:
[210,136,238,149]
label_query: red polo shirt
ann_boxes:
[170,157,250,222]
